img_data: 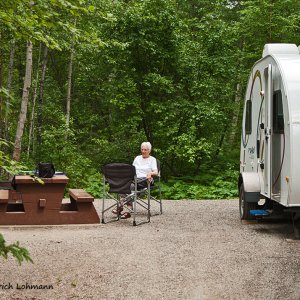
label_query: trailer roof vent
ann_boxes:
[262,44,298,58]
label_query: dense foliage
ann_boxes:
[0,0,299,199]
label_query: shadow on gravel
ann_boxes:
[253,215,295,239]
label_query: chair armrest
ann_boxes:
[136,178,148,183]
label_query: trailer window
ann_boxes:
[245,100,252,134]
[273,90,284,134]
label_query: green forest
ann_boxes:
[1,0,300,199]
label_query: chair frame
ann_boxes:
[134,167,162,216]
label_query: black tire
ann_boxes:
[239,183,257,220]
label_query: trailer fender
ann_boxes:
[239,172,261,203]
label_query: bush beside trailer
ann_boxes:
[239,43,300,238]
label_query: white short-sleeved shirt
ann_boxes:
[133,155,157,178]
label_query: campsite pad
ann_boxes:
[0,200,299,300]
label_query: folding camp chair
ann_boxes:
[101,163,150,226]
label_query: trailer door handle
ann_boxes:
[258,160,264,170]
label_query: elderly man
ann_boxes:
[133,142,158,186]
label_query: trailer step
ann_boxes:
[250,209,271,217]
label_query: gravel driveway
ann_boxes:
[0,199,299,300]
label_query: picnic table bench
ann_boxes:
[0,175,100,225]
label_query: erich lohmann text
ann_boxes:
[1,283,53,290]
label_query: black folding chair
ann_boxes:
[101,163,150,226]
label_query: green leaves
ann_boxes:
[161,164,239,200]
[0,234,33,265]
[0,0,93,50]
[0,139,27,176]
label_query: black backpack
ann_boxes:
[36,163,55,178]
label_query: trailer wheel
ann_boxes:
[239,183,257,220]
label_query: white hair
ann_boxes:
[141,142,152,151]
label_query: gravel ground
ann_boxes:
[0,199,299,300]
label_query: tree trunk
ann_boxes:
[66,49,73,130]
[66,20,76,132]
[35,45,48,160]
[27,43,42,158]
[4,40,15,142]
[12,40,33,161]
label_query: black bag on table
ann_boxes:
[37,163,55,178]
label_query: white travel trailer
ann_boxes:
[238,44,300,236]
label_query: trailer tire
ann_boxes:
[239,183,257,220]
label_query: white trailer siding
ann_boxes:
[240,45,300,207]
[278,55,300,206]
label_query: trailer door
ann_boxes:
[263,64,272,198]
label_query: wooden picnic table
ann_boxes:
[0,175,99,225]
